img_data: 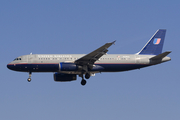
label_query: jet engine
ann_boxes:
[59,63,78,71]
[54,73,77,82]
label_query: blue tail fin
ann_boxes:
[138,29,166,55]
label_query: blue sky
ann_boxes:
[0,0,179,120]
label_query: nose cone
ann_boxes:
[7,63,13,70]
[7,63,23,71]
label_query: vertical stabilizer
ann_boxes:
[138,29,166,55]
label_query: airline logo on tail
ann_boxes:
[153,38,161,45]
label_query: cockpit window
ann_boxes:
[13,58,21,61]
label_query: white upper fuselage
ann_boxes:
[9,53,171,64]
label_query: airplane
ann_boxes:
[7,29,171,86]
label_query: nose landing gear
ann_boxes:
[27,72,32,82]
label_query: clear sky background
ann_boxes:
[0,0,179,120]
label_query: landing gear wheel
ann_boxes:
[81,79,87,86]
[85,73,90,79]
[27,72,32,82]
[27,78,31,82]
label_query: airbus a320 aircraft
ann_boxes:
[7,29,171,85]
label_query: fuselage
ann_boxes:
[7,54,171,74]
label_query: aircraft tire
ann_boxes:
[81,79,86,86]
[85,73,90,79]
[27,78,31,82]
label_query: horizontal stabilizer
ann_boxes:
[150,51,171,60]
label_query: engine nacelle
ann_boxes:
[59,63,78,71]
[54,73,77,82]
[59,62,104,72]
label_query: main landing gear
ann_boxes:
[27,72,32,82]
[81,79,86,86]
[80,73,90,86]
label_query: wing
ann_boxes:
[75,41,116,66]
